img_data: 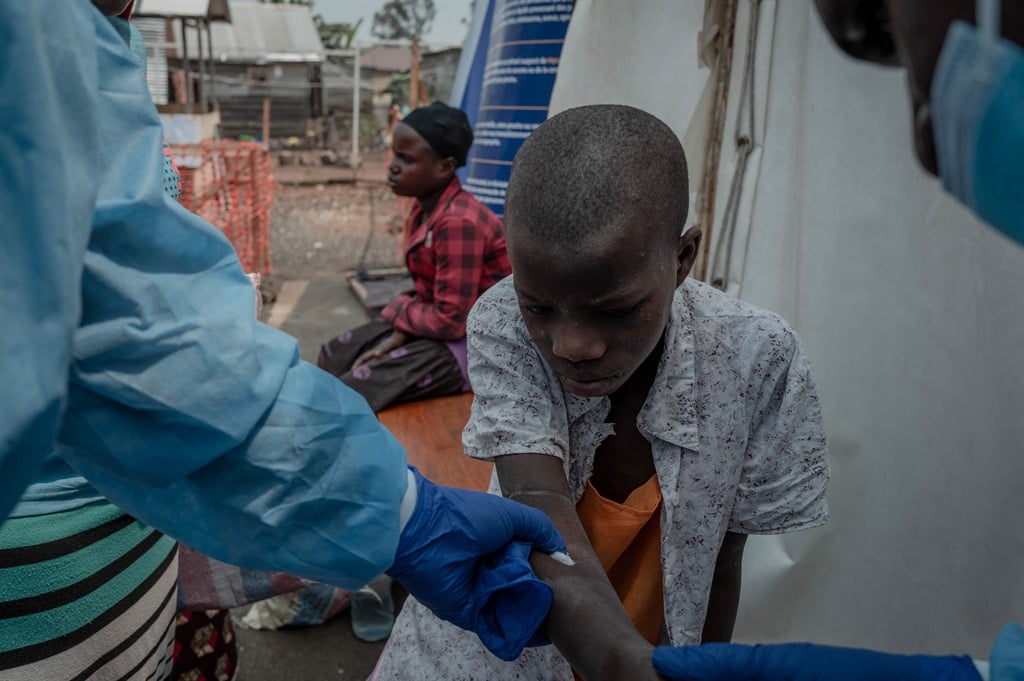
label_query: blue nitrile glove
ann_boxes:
[386,468,566,659]
[651,642,983,681]
[472,540,554,660]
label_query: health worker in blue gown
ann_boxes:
[0,0,563,660]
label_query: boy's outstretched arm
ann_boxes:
[496,453,661,681]
[701,531,748,643]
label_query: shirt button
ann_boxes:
[664,573,676,588]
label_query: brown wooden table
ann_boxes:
[377,393,493,491]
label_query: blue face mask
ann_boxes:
[930,0,1024,247]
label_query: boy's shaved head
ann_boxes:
[504,106,700,399]
[505,104,688,249]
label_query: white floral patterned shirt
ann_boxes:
[371,277,830,681]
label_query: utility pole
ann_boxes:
[325,48,361,168]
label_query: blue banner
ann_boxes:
[454,1,573,219]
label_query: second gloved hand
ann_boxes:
[386,467,567,659]
[651,642,983,681]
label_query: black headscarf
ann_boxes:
[401,101,474,167]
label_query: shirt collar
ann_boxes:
[408,175,462,234]
[636,283,700,451]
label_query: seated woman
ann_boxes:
[317,101,510,412]
[313,101,508,642]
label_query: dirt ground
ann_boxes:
[269,156,408,281]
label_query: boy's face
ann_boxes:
[508,219,699,398]
[387,123,453,198]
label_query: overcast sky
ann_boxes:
[312,0,474,49]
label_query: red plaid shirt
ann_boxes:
[381,176,510,340]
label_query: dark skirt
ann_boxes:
[317,320,466,412]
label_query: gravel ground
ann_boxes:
[269,162,407,281]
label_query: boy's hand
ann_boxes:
[651,642,983,681]
[353,330,408,368]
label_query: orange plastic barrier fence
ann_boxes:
[170,140,276,275]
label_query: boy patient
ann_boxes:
[371,104,830,681]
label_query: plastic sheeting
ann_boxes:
[551,0,1024,659]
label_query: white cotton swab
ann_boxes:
[548,551,576,566]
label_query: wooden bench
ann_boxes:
[377,393,493,491]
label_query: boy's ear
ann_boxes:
[675,227,702,286]
[438,155,458,176]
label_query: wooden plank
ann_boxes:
[346,271,414,312]
[378,393,492,491]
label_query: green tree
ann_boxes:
[371,0,435,43]
[371,0,436,107]
[315,16,362,50]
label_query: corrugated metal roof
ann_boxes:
[134,0,231,22]
[174,2,324,63]
[360,44,411,72]
[212,3,323,62]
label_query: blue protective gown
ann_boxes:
[0,1,408,589]
[10,15,178,522]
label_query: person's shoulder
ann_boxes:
[467,277,539,369]
[468,276,518,327]
[678,280,803,354]
[681,280,795,328]
[446,185,502,228]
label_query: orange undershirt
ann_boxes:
[575,473,665,647]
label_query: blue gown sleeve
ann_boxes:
[0,2,99,521]
[3,2,408,589]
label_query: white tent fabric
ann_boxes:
[551,0,1024,658]
[548,0,711,240]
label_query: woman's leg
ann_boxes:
[316,320,394,377]
[337,338,465,413]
